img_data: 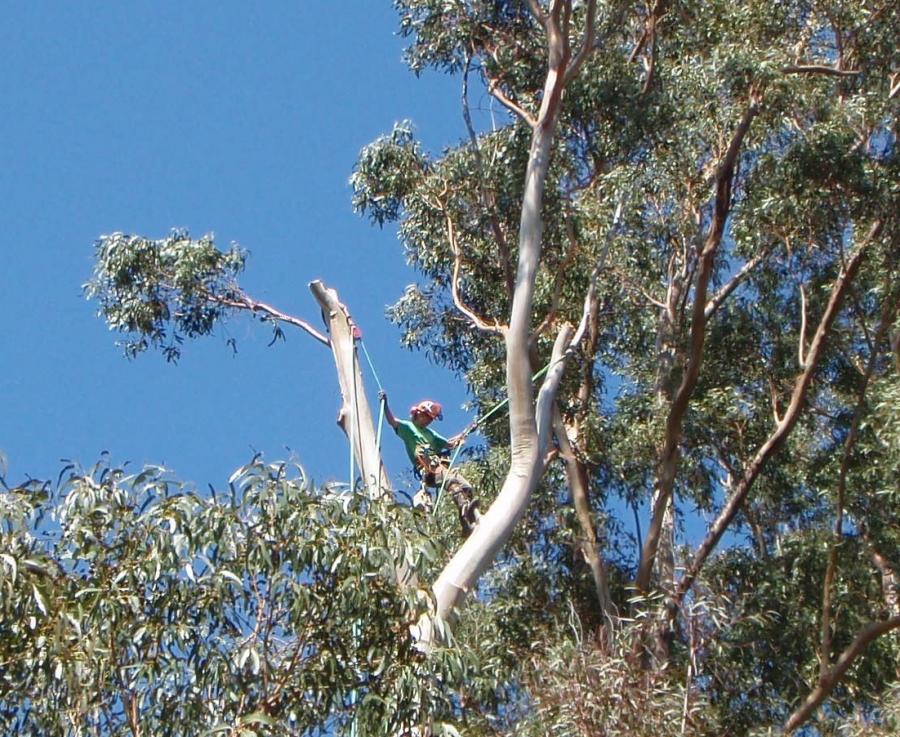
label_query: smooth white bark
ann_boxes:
[309,280,390,496]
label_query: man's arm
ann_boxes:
[379,390,399,428]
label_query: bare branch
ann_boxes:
[486,74,537,127]
[704,246,769,321]
[676,220,884,601]
[443,207,507,334]
[781,64,861,77]
[785,616,900,733]
[211,291,330,346]
[798,284,809,367]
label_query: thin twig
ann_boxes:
[462,53,515,299]
[798,284,809,367]
[781,64,861,76]
[443,209,506,334]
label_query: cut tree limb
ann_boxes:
[308,280,390,495]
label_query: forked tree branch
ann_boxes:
[676,220,884,602]
[637,99,760,592]
[785,616,900,733]
[431,0,592,624]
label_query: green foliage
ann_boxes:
[75,1,899,734]
[350,122,429,227]
[702,535,899,733]
[350,1,899,733]
[0,459,488,736]
[86,231,247,361]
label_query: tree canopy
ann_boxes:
[3,1,899,735]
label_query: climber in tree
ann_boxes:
[379,391,480,537]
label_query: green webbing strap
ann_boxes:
[433,360,554,514]
[358,338,387,454]
[349,341,358,491]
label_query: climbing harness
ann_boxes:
[432,360,554,514]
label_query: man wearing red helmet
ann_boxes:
[379,391,480,536]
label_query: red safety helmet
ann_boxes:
[410,400,443,421]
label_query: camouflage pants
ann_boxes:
[413,451,480,537]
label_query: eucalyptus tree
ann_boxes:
[352,0,899,733]
[0,459,488,736]
[4,0,898,735]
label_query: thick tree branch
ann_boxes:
[431,0,589,623]
[820,289,898,670]
[637,100,760,592]
[785,616,900,733]
[676,220,883,601]
[308,281,390,495]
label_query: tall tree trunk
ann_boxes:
[309,280,390,496]
[432,0,598,622]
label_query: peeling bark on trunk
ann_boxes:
[308,280,390,496]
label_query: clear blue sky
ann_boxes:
[1,2,481,492]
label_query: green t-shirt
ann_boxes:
[394,419,449,465]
